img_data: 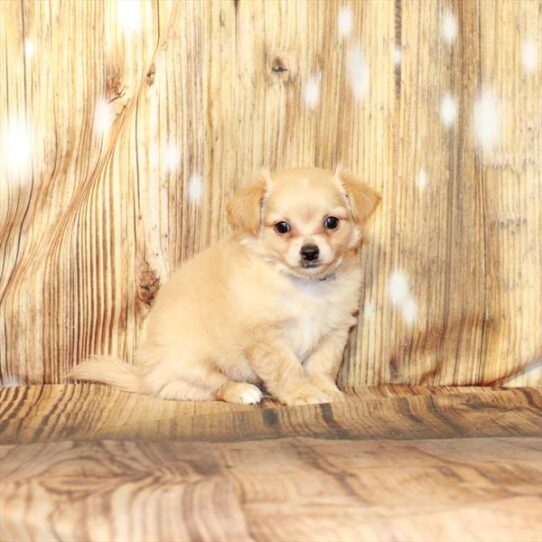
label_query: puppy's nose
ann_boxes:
[300,244,319,262]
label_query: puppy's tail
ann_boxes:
[67,356,141,393]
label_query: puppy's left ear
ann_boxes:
[227,169,271,235]
[335,166,381,225]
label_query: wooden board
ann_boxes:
[1,1,541,386]
[1,384,541,542]
[1,384,542,444]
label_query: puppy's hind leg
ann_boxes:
[155,375,263,404]
[140,351,263,404]
[156,380,215,401]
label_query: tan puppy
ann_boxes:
[68,167,380,405]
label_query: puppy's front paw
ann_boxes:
[220,382,263,405]
[309,377,346,402]
[281,383,333,406]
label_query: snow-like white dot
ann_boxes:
[389,270,410,306]
[401,296,417,326]
[346,45,369,101]
[338,6,353,39]
[389,271,418,325]
[188,173,204,203]
[94,99,113,134]
[521,39,539,74]
[417,168,428,192]
[2,117,32,177]
[440,93,457,127]
[393,46,402,66]
[303,72,321,110]
[117,0,141,34]
[473,89,500,151]
[164,143,181,172]
[441,9,457,44]
[24,40,34,60]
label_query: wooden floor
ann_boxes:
[1,385,541,542]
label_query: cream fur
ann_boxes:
[68,167,380,405]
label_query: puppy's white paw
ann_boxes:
[238,385,263,404]
[221,382,263,405]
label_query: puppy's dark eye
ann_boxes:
[324,216,339,230]
[274,221,291,234]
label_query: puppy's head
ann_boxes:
[228,167,380,278]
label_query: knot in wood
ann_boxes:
[146,63,156,86]
[268,52,298,84]
[138,265,160,307]
[271,58,288,73]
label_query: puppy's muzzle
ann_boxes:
[300,244,320,267]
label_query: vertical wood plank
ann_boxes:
[0,0,540,386]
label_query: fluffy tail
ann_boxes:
[67,356,141,393]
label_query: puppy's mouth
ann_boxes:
[297,260,334,278]
[300,261,321,269]
[295,256,343,279]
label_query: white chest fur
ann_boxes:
[281,273,360,361]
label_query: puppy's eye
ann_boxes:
[274,221,291,235]
[324,216,339,230]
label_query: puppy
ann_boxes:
[68,166,380,405]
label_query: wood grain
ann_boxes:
[1,1,541,386]
[1,385,541,542]
[1,383,541,445]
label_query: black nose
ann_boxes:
[300,244,319,262]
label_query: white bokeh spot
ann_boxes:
[24,40,34,60]
[94,99,113,134]
[473,89,500,151]
[417,168,428,192]
[401,296,418,326]
[394,46,402,66]
[389,270,418,325]
[188,173,204,204]
[303,72,322,111]
[2,116,33,178]
[389,270,410,306]
[521,39,539,74]
[440,93,457,127]
[164,143,181,172]
[117,0,141,34]
[441,9,457,44]
[346,45,369,101]
[338,6,353,39]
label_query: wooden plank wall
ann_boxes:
[0,0,540,386]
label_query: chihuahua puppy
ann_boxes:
[68,167,380,405]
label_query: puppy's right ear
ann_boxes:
[227,170,271,235]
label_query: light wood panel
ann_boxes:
[1,385,541,542]
[2,437,541,542]
[1,1,541,385]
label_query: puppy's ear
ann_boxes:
[335,166,381,225]
[227,169,271,235]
